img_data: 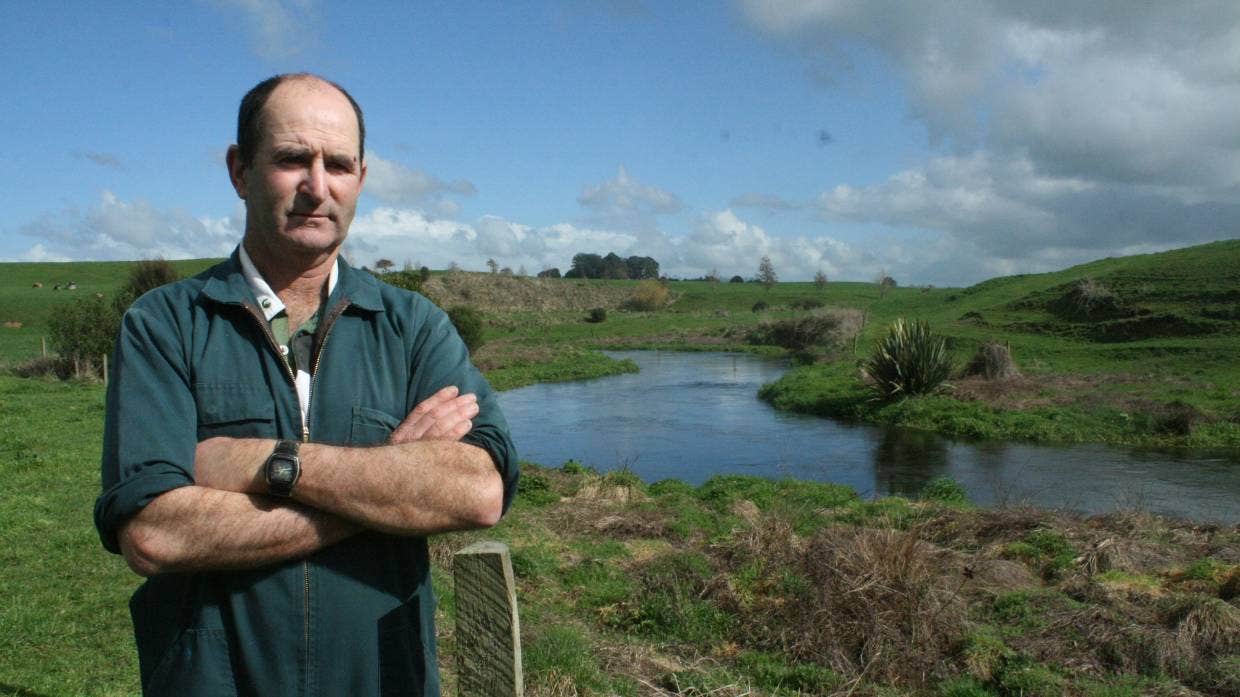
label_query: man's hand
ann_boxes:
[389,385,478,444]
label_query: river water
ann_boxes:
[497,351,1240,523]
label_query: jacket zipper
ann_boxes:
[241,301,316,688]
[246,297,351,693]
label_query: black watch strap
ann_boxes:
[264,439,301,497]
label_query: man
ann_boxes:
[94,73,518,696]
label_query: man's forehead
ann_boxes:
[259,79,360,149]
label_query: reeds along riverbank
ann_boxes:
[433,464,1240,697]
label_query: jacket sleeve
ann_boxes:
[409,303,520,515]
[94,301,198,554]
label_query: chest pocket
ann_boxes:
[350,406,402,446]
[195,382,275,439]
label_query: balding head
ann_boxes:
[235,73,365,167]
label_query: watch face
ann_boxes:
[271,458,296,481]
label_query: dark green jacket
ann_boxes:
[95,251,518,696]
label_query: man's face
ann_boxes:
[229,79,366,258]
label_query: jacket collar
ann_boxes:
[201,246,384,313]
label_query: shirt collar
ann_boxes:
[238,244,339,321]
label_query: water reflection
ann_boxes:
[872,428,949,497]
[497,350,1240,522]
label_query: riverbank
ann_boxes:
[1,375,1236,696]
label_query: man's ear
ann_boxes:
[358,158,367,188]
[225,145,247,200]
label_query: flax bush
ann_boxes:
[862,318,954,399]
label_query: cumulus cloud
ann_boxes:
[213,0,320,60]
[578,166,682,220]
[363,153,477,218]
[740,0,1240,276]
[346,207,639,275]
[17,192,241,261]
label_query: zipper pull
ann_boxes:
[302,424,310,443]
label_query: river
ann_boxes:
[496,350,1240,523]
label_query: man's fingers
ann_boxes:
[408,385,460,418]
[389,391,478,444]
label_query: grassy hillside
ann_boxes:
[0,258,218,363]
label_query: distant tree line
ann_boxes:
[563,252,659,280]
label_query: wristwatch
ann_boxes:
[264,440,301,497]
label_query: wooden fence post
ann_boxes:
[41,337,47,358]
[453,541,523,697]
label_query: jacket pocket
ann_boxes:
[350,406,402,445]
[144,628,238,697]
[194,382,274,439]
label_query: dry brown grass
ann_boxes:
[778,526,968,688]
[422,271,640,312]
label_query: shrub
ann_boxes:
[625,280,668,311]
[962,341,1020,380]
[381,269,424,293]
[862,318,954,399]
[446,305,485,352]
[919,476,970,505]
[1052,278,1130,321]
[751,300,768,313]
[585,307,607,323]
[48,293,120,368]
[729,275,744,283]
[747,309,858,352]
[113,257,179,313]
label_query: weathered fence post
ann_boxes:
[41,336,46,358]
[453,541,523,697]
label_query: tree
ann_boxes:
[625,255,659,280]
[537,267,561,279]
[486,258,498,274]
[565,253,604,279]
[757,255,778,290]
[814,268,828,290]
[877,270,897,298]
[705,268,720,283]
[729,275,745,283]
[602,252,628,279]
[374,258,394,273]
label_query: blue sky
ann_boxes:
[4,1,1238,285]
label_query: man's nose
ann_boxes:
[299,158,328,201]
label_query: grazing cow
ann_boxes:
[67,282,78,290]
[32,282,42,288]
[53,284,60,290]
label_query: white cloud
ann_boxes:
[363,153,477,217]
[17,191,241,261]
[578,166,682,219]
[739,0,1240,278]
[213,0,319,60]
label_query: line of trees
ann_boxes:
[564,252,659,280]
